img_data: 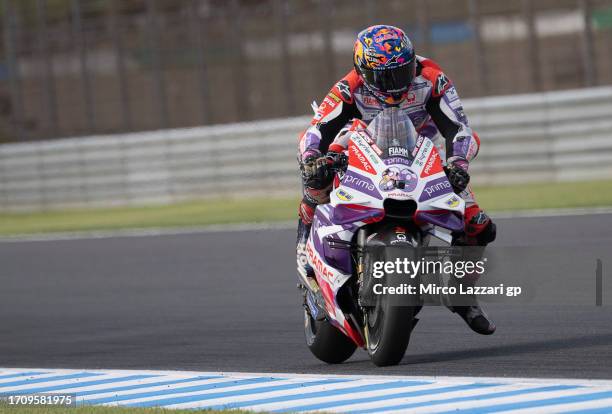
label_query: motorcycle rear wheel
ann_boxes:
[304,309,357,364]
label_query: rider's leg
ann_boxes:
[424,126,496,333]
[296,198,316,286]
[296,183,332,286]
[449,186,497,335]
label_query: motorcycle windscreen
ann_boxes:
[366,107,418,160]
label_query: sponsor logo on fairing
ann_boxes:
[354,136,380,165]
[379,167,418,192]
[336,189,353,201]
[349,142,374,173]
[384,157,412,166]
[360,133,383,155]
[371,143,383,155]
[388,146,411,157]
[348,135,381,173]
[412,135,425,156]
[419,176,453,202]
[306,243,337,282]
[421,146,443,177]
[413,139,433,169]
[390,226,408,245]
[342,171,382,199]
[446,195,460,208]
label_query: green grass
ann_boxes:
[471,179,612,211]
[0,403,253,414]
[1,180,612,236]
[0,197,298,236]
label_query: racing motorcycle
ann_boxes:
[302,107,465,366]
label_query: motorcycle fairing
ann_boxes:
[306,111,465,346]
[306,204,366,346]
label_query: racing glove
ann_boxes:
[300,150,334,189]
[326,151,348,174]
[445,159,470,194]
[301,149,348,189]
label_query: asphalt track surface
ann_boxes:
[1,214,612,379]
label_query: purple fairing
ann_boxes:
[417,211,464,233]
[342,171,383,200]
[331,204,384,225]
[330,204,385,274]
[311,205,367,275]
[323,236,352,274]
[418,176,453,202]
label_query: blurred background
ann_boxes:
[1,0,612,233]
[1,0,612,142]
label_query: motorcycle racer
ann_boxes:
[297,25,497,335]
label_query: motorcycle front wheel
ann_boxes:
[363,243,416,367]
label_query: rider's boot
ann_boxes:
[451,304,496,335]
[450,208,497,335]
[448,265,496,335]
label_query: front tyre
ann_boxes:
[362,235,418,367]
[304,309,357,364]
[365,292,414,366]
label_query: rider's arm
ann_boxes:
[298,72,361,162]
[421,60,480,170]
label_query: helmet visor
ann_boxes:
[360,60,416,94]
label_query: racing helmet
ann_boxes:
[353,25,416,105]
